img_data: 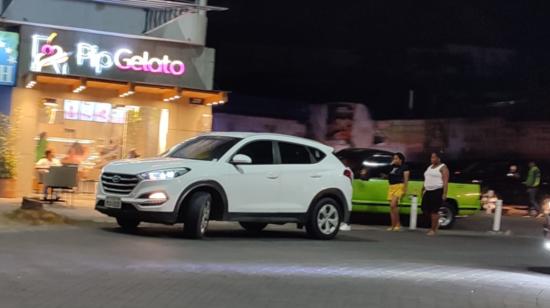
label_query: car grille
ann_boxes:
[101,173,140,195]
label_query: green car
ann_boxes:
[337,148,481,229]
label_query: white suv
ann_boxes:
[95,133,353,239]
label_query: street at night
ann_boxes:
[1,211,549,308]
[3,1,550,307]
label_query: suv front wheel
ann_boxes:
[116,217,140,232]
[183,192,212,239]
[306,198,341,240]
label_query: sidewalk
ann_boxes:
[0,197,546,238]
[454,212,545,237]
[0,197,111,232]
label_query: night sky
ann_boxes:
[206,1,550,120]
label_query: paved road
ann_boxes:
[0,221,549,308]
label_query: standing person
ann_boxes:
[421,152,449,236]
[507,165,521,180]
[35,132,48,162]
[524,161,542,217]
[386,153,410,231]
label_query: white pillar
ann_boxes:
[409,195,418,230]
[492,199,503,232]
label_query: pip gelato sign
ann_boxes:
[19,25,213,89]
[30,32,186,77]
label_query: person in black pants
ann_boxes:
[421,152,449,236]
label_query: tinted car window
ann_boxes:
[364,163,393,179]
[166,136,241,161]
[236,141,274,164]
[279,142,312,164]
[336,149,393,179]
[308,147,326,163]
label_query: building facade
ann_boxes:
[0,0,227,196]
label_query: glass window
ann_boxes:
[364,165,393,179]
[236,141,274,164]
[279,142,312,164]
[166,136,241,161]
[308,147,326,163]
[336,149,392,179]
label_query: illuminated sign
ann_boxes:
[78,44,185,75]
[31,33,70,74]
[19,25,213,89]
[31,33,185,77]
[0,31,19,86]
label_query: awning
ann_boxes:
[24,72,228,106]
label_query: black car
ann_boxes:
[453,160,550,207]
[336,148,470,183]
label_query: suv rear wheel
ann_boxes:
[116,217,140,232]
[306,197,341,240]
[183,192,212,239]
[239,222,268,233]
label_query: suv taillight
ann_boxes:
[344,168,353,181]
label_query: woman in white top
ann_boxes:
[421,152,449,236]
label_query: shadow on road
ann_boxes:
[100,226,374,242]
[527,267,550,275]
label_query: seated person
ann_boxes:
[61,142,89,165]
[36,150,62,199]
[127,149,140,159]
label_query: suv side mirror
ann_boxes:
[231,154,252,165]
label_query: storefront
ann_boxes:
[7,24,226,196]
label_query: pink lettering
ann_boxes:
[169,61,185,75]
[162,55,171,74]
[148,57,164,73]
[113,49,185,76]
[130,55,143,71]
[142,52,150,72]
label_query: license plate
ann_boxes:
[105,196,122,209]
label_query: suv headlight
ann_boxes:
[139,168,189,181]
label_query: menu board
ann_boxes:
[63,100,123,123]
[79,101,95,121]
[64,100,80,120]
[93,102,112,122]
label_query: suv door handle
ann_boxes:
[310,174,322,179]
[267,173,279,180]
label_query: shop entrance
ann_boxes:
[35,98,163,194]
[11,73,224,198]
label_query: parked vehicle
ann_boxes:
[96,133,353,239]
[336,148,481,229]
[453,160,550,207]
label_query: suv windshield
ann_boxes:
[164,136,241,161]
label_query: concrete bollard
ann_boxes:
[492,199,503,232]
[409,195,418,230]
